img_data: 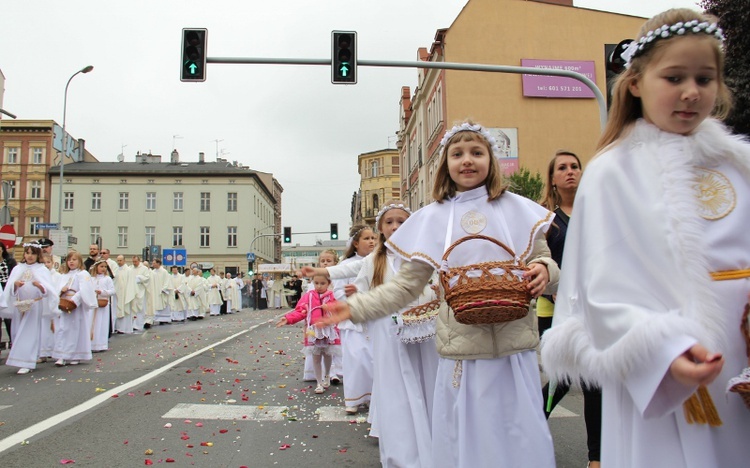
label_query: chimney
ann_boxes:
[198,152,205,164]
[170,149,179,164]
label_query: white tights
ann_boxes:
[312,352,333,385]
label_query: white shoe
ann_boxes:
[17,368,31,375]
[55,359,65,367]
[322,376,330,389]
[330,376,342,385]
[315,385,325,394]
[345,406,358,414]
[69,361,79,365]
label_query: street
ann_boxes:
[0,307,588,467]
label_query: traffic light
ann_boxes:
[283,226,292,243]
[332,31,357,84]
[330,223,339,240]
[181,28,207,82]
[248,261,254,276]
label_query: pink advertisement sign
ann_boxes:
[521,59,596,98]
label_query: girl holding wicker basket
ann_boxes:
[319,121,559,467]
[541,8,750,468]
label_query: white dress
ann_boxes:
[542,119,750,468]
[0,263,58,370]
[40,269,63,358]
[53,269,97,362]
[354,251,439,467]
[91,274,115,351]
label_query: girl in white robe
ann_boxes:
[0,244,58,374]
[39,253,63,360]
[90,260,115,352]
[352,202,440,468]
[541,9,750,468]
[53,250,97,366]
[320,121,558,467]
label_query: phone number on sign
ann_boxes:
[536,85,583,92]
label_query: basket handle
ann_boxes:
[441,234,519,263]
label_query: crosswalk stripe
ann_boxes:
[549,405,578,418]
[0,405,11,412]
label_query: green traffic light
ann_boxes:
[339,62,349,77]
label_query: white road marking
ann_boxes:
[0,405,11,412]
[0,321,268,454]
[162,404,367,423]
[550,405,578,418]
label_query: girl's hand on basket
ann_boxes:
[275,317,288,328]
[317,302,352,327]
[344,284,358,297]
[33,281,45,293]
[14,280,25,289]
[523,263,549,298]
[669,344,724,387]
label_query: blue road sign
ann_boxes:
[247,252,256,262]
[36,223,59,230]
[163,248,187,266]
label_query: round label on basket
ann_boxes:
[460,210,487,234]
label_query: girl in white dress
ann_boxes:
[53,250,97,366]
[39,253,63,361]
[352,201,440,467]
[541,9,750,468]
[90,260,115,352]
[321,121,558,467]
[0,243,58,374]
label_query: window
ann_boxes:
[172,226,183,246]
[173,192,183,211]
[6,147,18,164]
[90,226,101,245]
[91,192,101,210]
[200,192,210,212]
[145,226,155,246]
[372,194,379,212]
[227,226,237,247]
[227,192,237,212]
[118,226,128,248]
[119,192,129,210]
[371,160,379,177]
[200,226,210,247]
[32,148,44,164]
[146,192,156,211]
[6,180,15,199]
[29,217,40,235]
[30,180,42,199]
[64,192,74,210]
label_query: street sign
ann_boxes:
[246,252,256,262]
[50,229,69,258]
[0,224,16,249]
[0,206,10,226]
[163,248,187,266]
[68,236,77,245]
[36,223,59,230]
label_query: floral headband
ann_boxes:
[375,203,412,227]
[23,242,43,249]
[439,122,501,159]
[621,20,724,68]
[346,226,370,250]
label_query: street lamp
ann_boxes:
[58,65,94,225]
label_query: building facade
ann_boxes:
[398,0,645,207]
[48,151,282,274]
[352,148,401,227]
[0,120,97,249]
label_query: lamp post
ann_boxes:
[58,65,93,225]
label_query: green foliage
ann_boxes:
[506,167,544,203]
[701,0,750,136]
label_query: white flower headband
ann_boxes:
[346,226,368,250]
[375,203,412,227]
[621,20,724,68]
[439,122,501,159]
[23,242,43,249]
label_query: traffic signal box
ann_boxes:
[330,223,339,240]
[181,28,208,82]
[332,31,357,84]
[283,226,292,243]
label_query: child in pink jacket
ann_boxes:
[277,274,341,394]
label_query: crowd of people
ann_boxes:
[0,240,264,374]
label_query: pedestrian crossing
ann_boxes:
[162,402,578,422]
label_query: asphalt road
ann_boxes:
[0,307,589,467]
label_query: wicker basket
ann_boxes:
[728,303,750,409]
[439,234,531,325]
[398,299,440,344]
[97,298,109,308]
[59,298,77,313]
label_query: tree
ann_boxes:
[506,167,544,203]
[701,0,750,136]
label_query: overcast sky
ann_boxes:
[1,0,699,246]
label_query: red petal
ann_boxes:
[144,391,151,396]
[219,429,228,434]
[60,460,76,464]
[111,394,119,398]
[339,448,348,453]
[181,435,190,440]
[144,460,153,466]
[165,458,175,463]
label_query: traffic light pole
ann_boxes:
[206,56,607,130]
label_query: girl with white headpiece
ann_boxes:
[320,120,558,466]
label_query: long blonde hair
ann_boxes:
[597,8,732,152]
[432,121,507,202]
[60,250,84,273]
[372,200,411,287]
